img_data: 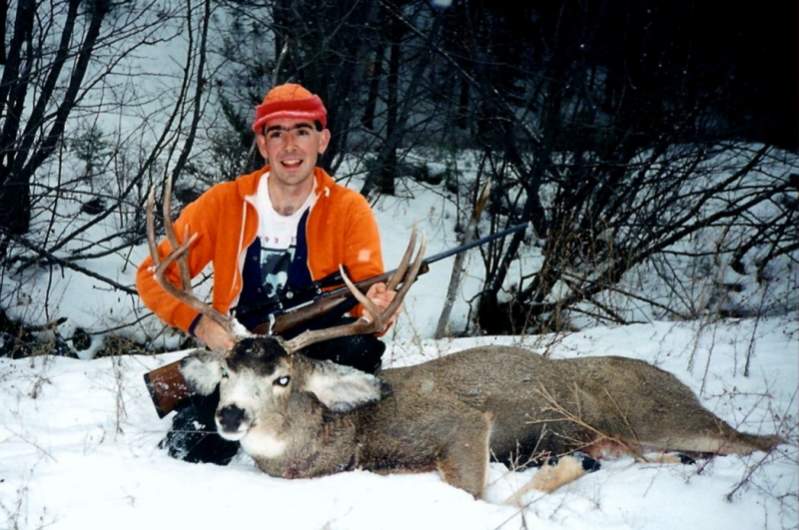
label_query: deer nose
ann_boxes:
[217,405,246,432]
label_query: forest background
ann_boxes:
[1,0,796,353]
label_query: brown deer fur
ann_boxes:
[179,340,782,499]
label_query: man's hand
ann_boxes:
[194,314,235,352]
[364,282,400,332]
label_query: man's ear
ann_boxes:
[255,133,269,161]
[303,360,391,413]
[317,128,331,155]
[179,350,223,396]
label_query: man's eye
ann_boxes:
[274,375,291,387]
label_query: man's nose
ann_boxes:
[283,130,298,149]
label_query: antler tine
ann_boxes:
[282,233,426,355]
[356,234,426,326]
[162,174,191,291]
[385,228,417,291]
[146,187,160,266]
[145,181,234,335]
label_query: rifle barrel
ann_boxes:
[287,221,528,305]
[419,222,528,266]
[245,222,529,323]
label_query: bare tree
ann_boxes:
[0,0,110,243]
[0,0,217,354]
[462,2,798,333]
[3,0,792,351]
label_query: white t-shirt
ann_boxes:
[253,173,315,297]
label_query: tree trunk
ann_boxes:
[362,45,385,130]
[435,182,490,338]
[0,0,7,65]
[0,0,107,240]
[377,18,402,195]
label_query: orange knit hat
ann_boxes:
[252,83,328,133]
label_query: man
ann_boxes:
[137,83,395,464]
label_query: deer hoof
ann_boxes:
[572,451,601,473]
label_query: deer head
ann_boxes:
[180,337,393,442]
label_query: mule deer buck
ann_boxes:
[145,186,783,500]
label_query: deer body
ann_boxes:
[180,341,782,498]
[219,347,495,495]
[396,346,780,457]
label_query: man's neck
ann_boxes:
[268,175,314,216]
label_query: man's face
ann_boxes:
[256,118,331,188]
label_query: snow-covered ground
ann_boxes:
[1,316,796,530]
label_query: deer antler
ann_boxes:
[146,176,236,338]
[282,231,426,354]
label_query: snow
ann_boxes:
[2,4,798,528]
[1,317,796,530]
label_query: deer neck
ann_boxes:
[248,391,359,478]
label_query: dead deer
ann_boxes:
[145,184,783,500]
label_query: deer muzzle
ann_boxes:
[216,404,251,440]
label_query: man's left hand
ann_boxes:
[365,282,399,332]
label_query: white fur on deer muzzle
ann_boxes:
[216,369,262,440]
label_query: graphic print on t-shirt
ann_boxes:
[258,234,296,298]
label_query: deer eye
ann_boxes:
[274,375,291,387]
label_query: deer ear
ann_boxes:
[303,360,391,413]
[179,350,223,396]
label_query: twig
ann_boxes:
[725,389,796,501]
[5,232,137,295]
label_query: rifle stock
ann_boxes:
[143,358,191,419]
[253,296,348,335]
[253,266,425,334]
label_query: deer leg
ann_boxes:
[504,453,600,505]
[636,452,697,465]
[642,432,782,456]
[436,412,493,498]
[580,437,699,464]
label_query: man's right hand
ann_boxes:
[194,315,235,352]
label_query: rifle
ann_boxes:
[143,222,528,418]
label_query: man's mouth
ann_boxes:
[280,158,303,169]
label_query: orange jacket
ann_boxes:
[136,166,384,332]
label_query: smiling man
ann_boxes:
[137,83,395,464]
